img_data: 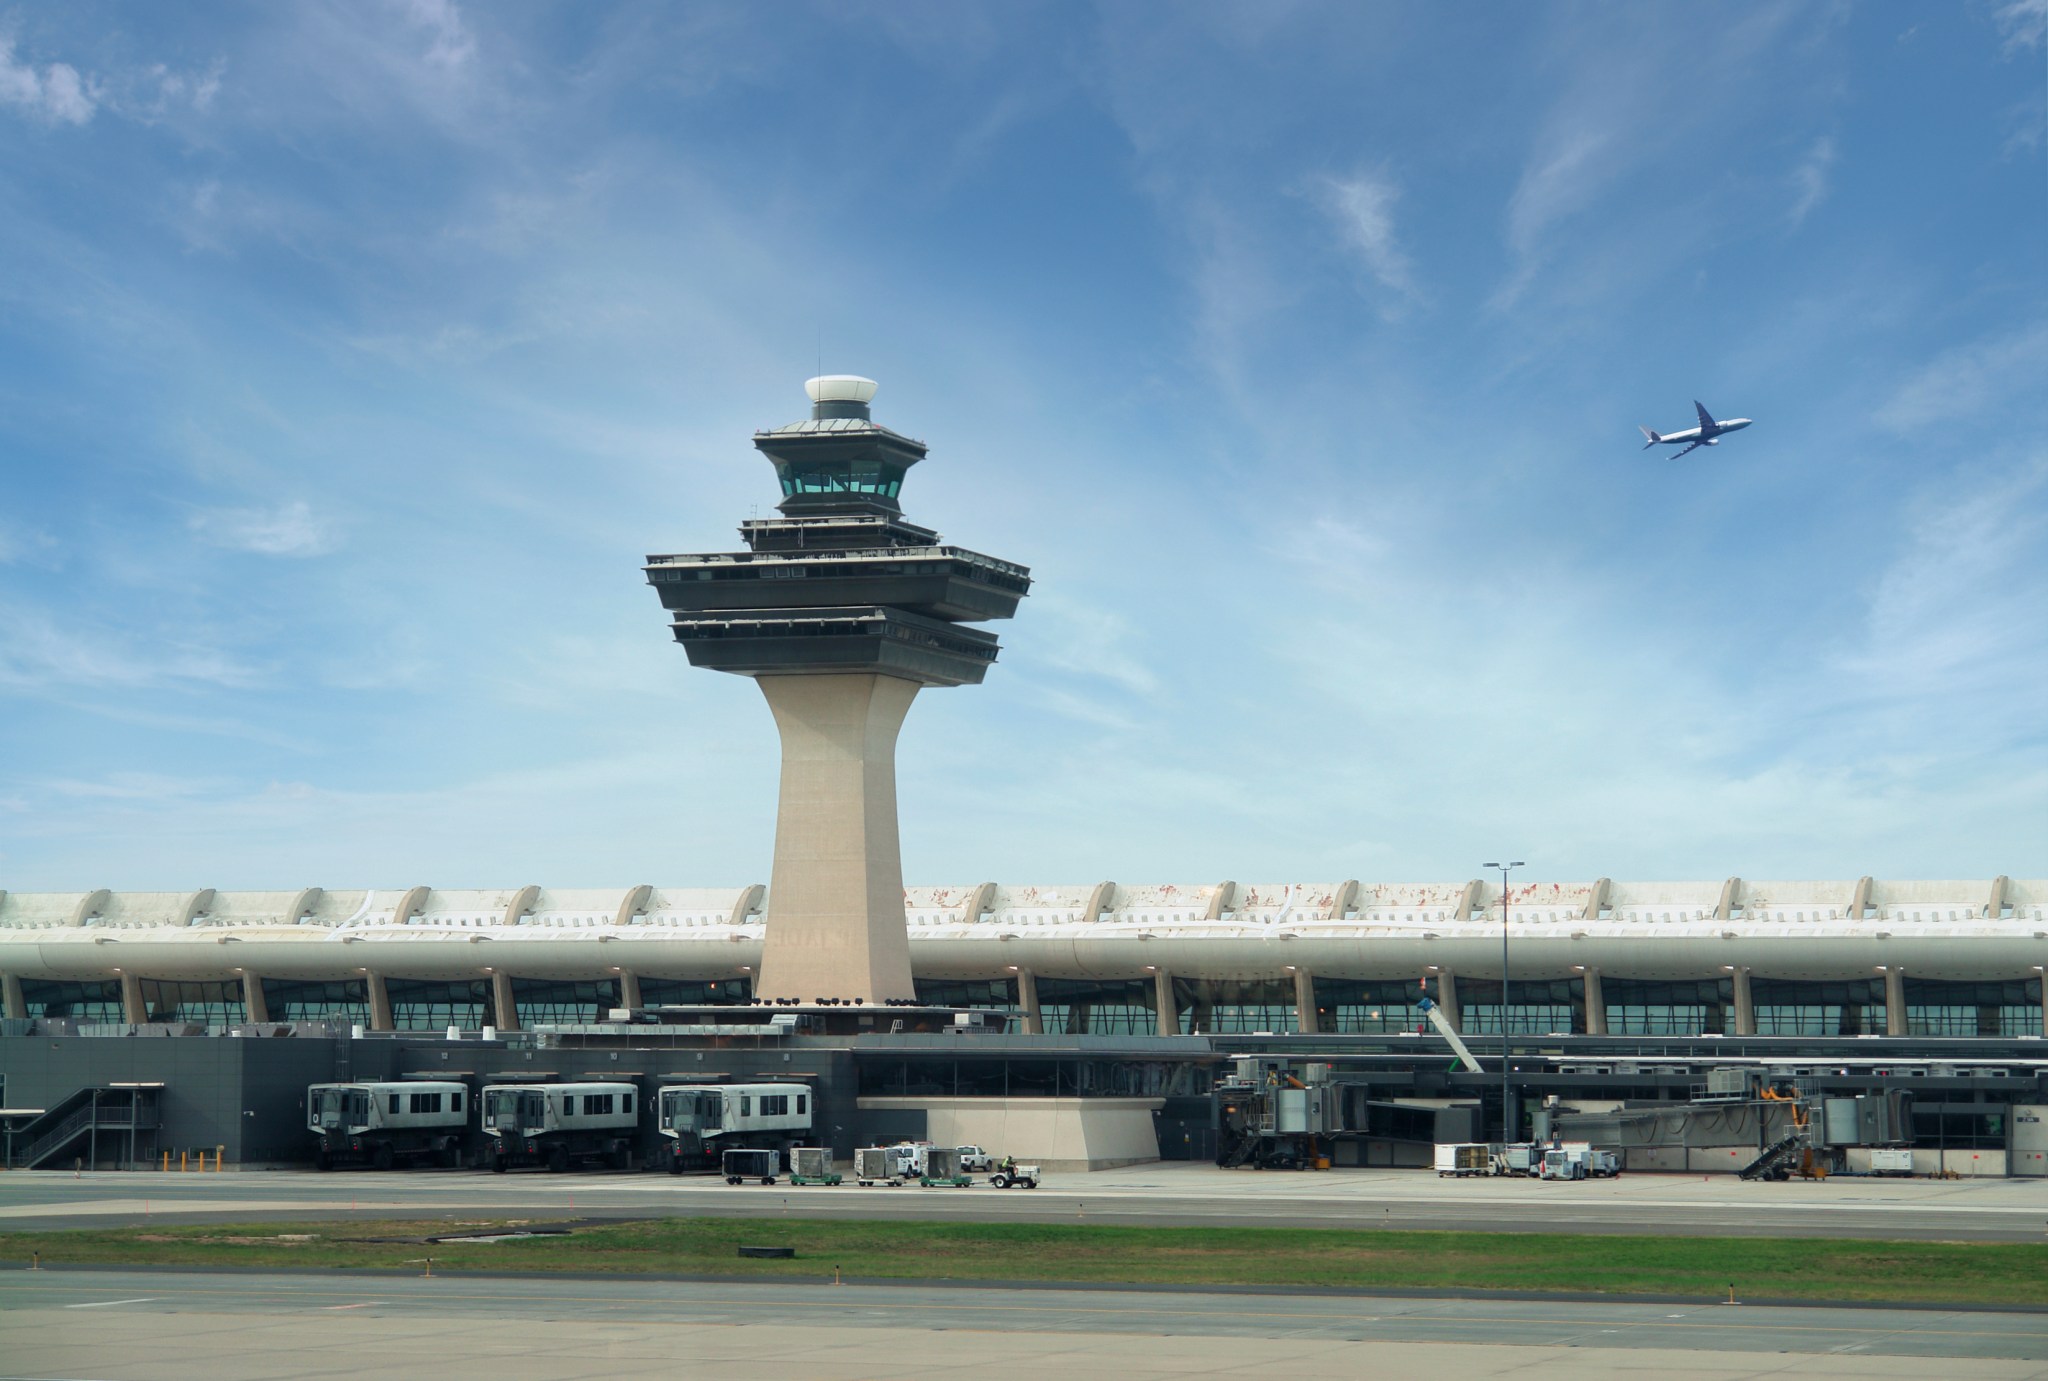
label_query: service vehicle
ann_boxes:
[308,1081,470,1170]
[789,1146,843,1185]
[988,1161,1040,1189]
[855,1146,908,1186]
[1540,1145,1620,1180]
[1497,1142,1546,1177]
[482,1081,640,1172]
[654,1081,812,1173]
[1434,1142,1496,1177]
[954,1145,994,1172]
[919,1146,972,1188]
[721,1147,781,1185]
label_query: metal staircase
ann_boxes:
[1737,1130,1805,1181]
[2,1085,161,1170]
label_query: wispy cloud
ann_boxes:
[1314,171,1421,316]
[0,37,95,125]
[0,608,262,693]
[187,500,336,557]
[1877,322,2048,430]
[1995,0,2047,53]
[1788,135,1836,227]
[394,0,476,70]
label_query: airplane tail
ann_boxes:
[1639,425,1661,449]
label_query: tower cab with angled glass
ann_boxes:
[644,376,1029,1003]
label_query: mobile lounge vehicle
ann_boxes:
[654,1082,812,1173]
[308,1081,469,1170]
[482,1081,640,1172]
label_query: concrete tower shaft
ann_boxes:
[757,673,918,1002]
[644,376,1028,1003]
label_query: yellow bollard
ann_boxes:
[161,1151,169,1172]
[180,1150,188,1172]
[215,1145,224,1171]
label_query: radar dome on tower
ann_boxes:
[804,375,879,405]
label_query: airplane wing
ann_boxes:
[1694,399,1717,431]
[1667,438,1706,460]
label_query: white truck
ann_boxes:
[1540,1144,1621,1180]
[1435,1142,1497,1177]
[955,1144,994,1173]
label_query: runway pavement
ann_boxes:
[1,1267,2044,1380]
[3,1162,2045,1241]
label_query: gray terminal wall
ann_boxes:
[0,1035,861,1166]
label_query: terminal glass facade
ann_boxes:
[260,978,369,1024]
[1036,977,1156,1036]
[638,978,751,1006]
[1750,978,1886,1036]
[19,979,124,1023]
[1904,977,2043,1037]
[914,978,1021,1031]
[1173,978,1297,1035]
[1456,978,1582,1035]
[1602,977,1732,1036]
[384,978,494,1031]
[512,978,620,1027]
[1312,977,1436,1034]
[136,979,245,1026]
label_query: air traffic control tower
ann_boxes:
[644,376,1030,1003]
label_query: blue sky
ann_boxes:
[2,1,2044,891]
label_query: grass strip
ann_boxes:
[4,1217,2044,1306]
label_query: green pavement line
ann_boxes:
[3,1217,2045,1307]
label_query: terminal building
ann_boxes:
[2,876,2045,1040]
[2,875,2044,1178]
[2,378,2042,1176]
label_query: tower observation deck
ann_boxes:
[644,376,1029,1002]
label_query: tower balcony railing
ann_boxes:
[648,545,1031,584]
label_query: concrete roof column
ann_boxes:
[490,972,518,1032]
[613,885,653,928]
[119,972,144,1024]
[1328,881,1360,919]
[241,973,269,1024]
[365,973,393,1031]
[1292,968,1316,1035]
[391,886,431,925]
[501,886,540,928]
[176,889,217,926]
[1582,968,1605,1035]
[285,887,324,924]
[1436,970,1460,1031]
[1988,876,2012,918]
[1730,967,1754,1036]
[1,972,23,1020]
[1715,877,1744,920]
[617,970,642,1012]
[1083,881,1118,922]
[69,889,111,927]
[1014,967,1041,1035]
[1884,967,1906,1037]
[1581,879,1612,920]
[1453,880,1482,921]
[1203,882,1238,921]
[1152,968,1177,1037]
[1848,876,1874,919]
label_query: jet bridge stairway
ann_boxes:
[2,1085,161,1170]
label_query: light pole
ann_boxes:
[1485,860,1524,1142]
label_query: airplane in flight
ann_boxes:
[1639,401,1752,459]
